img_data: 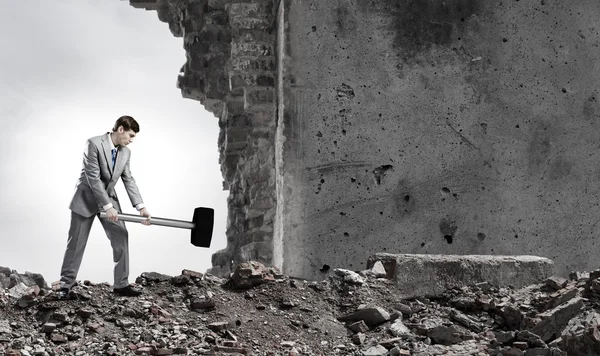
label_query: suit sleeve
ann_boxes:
[83,139,112,208]
[121,151,144,208]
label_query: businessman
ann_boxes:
[57,116,151,298]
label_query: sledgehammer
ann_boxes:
[98,207,214,247]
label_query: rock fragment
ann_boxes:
[369,261,387,278]
[208,321,229,332]
[338,306,390,326]
[189,296,215,310]
[136,272,172,284]
[527,297,584,342]
[352,333,366,345]
[546,276,568,290]
[389,319,411,337]
[230,261,280,289]
[362,344,388,355]
[333,268,364,284]
[348,320,369,333]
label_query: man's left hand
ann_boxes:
[139,208,151,226]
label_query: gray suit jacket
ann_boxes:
[69,133,143,217]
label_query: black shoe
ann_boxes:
[113,285,142,297]
[55,287,71,300]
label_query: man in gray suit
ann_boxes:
[58,116,151,298]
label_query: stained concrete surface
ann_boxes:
[367,253,554,298]
[278,0,600,279]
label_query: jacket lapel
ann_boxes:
[101,134,114,176]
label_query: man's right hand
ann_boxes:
[106,207,119,222]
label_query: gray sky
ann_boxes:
[0,1,228,284]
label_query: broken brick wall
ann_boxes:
[277,0,600,279]
[130,0,278,276]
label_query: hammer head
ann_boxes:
[191,207,214,247]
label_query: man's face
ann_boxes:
[116,126,136,146]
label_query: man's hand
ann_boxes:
[106,207,119,222]
[139,207,151,226]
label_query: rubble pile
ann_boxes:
[1,262,600,355]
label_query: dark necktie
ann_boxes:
[111,148,117,169]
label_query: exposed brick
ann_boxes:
[210,42,231,53]
[227,114,250,127]
[251,226,274,239]
[231,17,271,30]
[187,40,211,53]
[224,141,247,154]
[253,167,274,184]
[259,224,274,233]
[249,111,275,127]
[252,195,276,210]
[229,73,249,91]
[221,154,242,182]
[167,18,183,37]
[208,0,231,10]
[257,74,275,86]
[205,98,224,116]
[230,56,275,71]
[246,215,265,230]
[155,4,171,22]
[182,17,205,33]
[178,73,205,88]
[177,74,205,101]
[206,10,229,25]
[246,207,268,219]
[235,30,275,43]
[230,72,275,90]
[227,3,272,19]
[251,127,275,137]
[226,126,248,143]
[240,242,273,263]
[248,182,272,198]
[225,96,246,115]
[244,87,275,107]
[189,54,208,72]
[185,2,206,18]
[263,209,275,223]
[180,87,204,101]
[211,250,232,267]
[205,72,229,99]
[254,137,271,148]
[207,54,229,68]
[187,40,230,55]
[200,24,231,43]
[232,42,274,56]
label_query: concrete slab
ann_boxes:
[366,253,554,298]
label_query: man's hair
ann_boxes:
[112,115,140,133]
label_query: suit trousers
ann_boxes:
[59,198,130,289]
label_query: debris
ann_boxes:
[0,262,599,355]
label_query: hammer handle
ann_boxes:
[98,212,195,229]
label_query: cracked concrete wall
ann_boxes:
[279,0,600,279]
[133,0,600,280]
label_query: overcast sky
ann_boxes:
[0,1,228,285]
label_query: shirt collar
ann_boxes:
[106,132,118,151]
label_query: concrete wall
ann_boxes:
[278,0,600,279]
